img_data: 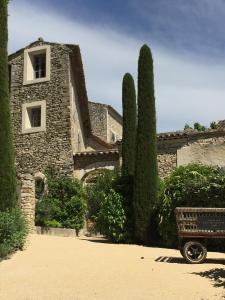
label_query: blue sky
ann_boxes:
[8,0,225,132]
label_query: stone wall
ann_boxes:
[18,172,35,231]
[9,41,74,177]
[157,131,225,178]
[74,151,120,181]
[107,109,122,142]
[177,136,225,167]
[69,65,86,153]
[88,102,108,142]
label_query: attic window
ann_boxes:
[23,45,50,85]
[33,54,46,79]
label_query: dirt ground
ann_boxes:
[0,234,224,300]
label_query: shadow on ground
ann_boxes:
[191,268,225,289]
[155,256,225,265]
[79,237,111,244]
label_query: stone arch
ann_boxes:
[81,168,111,184]
[80,161,115,184]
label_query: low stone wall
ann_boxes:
[36,226,90,237]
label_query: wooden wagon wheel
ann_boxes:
[183,241,207,264]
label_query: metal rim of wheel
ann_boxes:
[179,249,184,257]
[183,241,207,264]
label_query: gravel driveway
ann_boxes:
[0,234,224,300]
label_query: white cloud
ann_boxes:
[8,1,225,132]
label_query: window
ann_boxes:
[22,100,46,134]
[33,54,46,79]
[110,130,117,143]
[28,107,41,127]
[23,45,50,85]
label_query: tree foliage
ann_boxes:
[0,208,28,259]
[134,45,158,244]
[35,177,87,234]
[0,0,17,210]
[122,73,136,176]
[96,189,126,242]
[159,164,225,247]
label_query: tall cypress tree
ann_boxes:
[122,73,136,176]
[134,45,158,244]
[0,0,17,211]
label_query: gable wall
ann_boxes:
[10,41,74,177]
[107,110,122,142]
[69,64,86,153]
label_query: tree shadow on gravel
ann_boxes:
[155,256,225,265]
[191,268,225,289]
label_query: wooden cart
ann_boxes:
[175,207,225,263]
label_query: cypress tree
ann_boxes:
[0,0,17,210]
[122,73,136,176]
[134,45,158,244]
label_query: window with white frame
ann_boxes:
[22,100,46,134]
[33,53,46,79]
[23,45,50,85]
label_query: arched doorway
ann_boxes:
[81,168,113,185]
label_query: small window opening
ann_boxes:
[33,53,46,79]
[28,107,41,127]
[110,130,117,143]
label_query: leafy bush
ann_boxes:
[86,170,116,222]
[113,175,134,241]
[35,177,87,234]
[87,170,128,242]
[0,208,28,259]
[159,164,225,247]
[96,189,126,242]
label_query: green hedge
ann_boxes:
[0,208,28,259]
[96,189,126,242]
[87,170,127,242]
[159,164,225,247]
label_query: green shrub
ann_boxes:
[96,189,126,242]
[86,170,116,222]
[35,177,87,234]
[44,220,62,228]
[159,164,225,247]
[0,208,28,259]
[35,197,61,227]
[87,170,128,242]
[113,175,134,241]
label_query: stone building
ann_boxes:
[8,38,225,228]
[9,38,122,227]
[157,128,225,178]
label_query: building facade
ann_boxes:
[9,38,225,228]
[9,39,122,227]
